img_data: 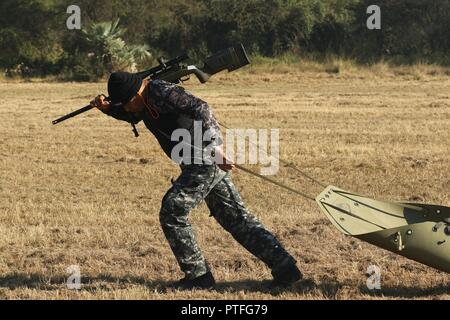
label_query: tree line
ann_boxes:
[0,0,448,79]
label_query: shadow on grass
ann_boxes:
[0,273,447,298]
[214,278,319,296]
[0,273,167,292]
[0,273,319,296]
[359,283,450,298]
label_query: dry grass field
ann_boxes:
[0,65,449,299]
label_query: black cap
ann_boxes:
[107,72,142,105]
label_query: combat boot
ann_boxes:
[270,263,302,288]
[170,272,216,290]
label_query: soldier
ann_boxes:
[90,71,302,290]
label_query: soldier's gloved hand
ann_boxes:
[90,94,110,112]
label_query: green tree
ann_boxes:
[0,0,63,76]
[82,18,152,73]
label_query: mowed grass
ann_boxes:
[0,68,449,299]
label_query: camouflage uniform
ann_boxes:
[103,79,297,279]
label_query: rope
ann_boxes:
[147,118,322,202]
[235,164,316,201]
[218,122,327,188]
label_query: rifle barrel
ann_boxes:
[52,105,94,125]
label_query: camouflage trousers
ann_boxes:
[159,164,296,279]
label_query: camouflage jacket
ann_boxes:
[102,79,222,163]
